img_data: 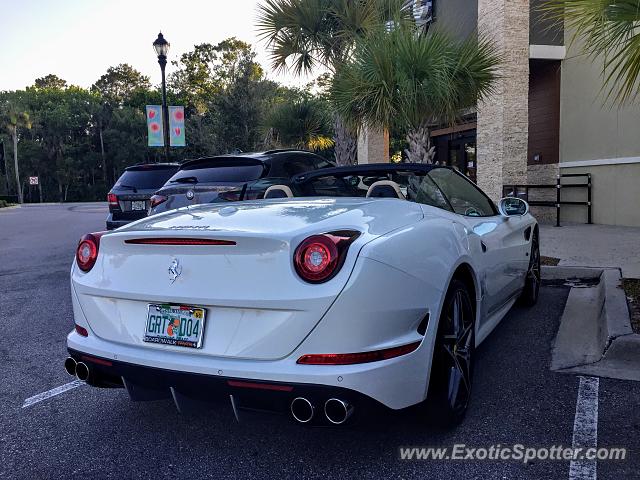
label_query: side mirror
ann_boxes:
[498,197,529,217]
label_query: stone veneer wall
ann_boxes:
[476,0,530,201]
[357,125,390,164]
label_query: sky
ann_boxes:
[0,0,313,91]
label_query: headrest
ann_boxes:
[365,180,405,199]
[264,184,294,199]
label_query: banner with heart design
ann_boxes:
[169,106,186,147]
[146,105,164,147]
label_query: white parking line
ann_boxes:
[569,376,599,480]
[22,380,85,408]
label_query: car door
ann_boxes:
[428,168,528,320]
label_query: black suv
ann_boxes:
[150,150,335,214]
[107,163,179,229]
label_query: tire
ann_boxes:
[424,278,475,428]
[519,229,541,306]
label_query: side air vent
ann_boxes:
[417,313,430,336]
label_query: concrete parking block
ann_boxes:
[602,269,634,339]
[565,335,640,382]
[549,266,640,381]
[541,265,602,282]
[551,279,607,369]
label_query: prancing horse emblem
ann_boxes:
[168,258,182,283]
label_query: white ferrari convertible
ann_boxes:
[65,164,539,427]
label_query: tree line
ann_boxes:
[0,38,334,203]
[0,1,505,205]
[2,0,634,204]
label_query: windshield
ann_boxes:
[169,157,266,184]
[114,167,178,190]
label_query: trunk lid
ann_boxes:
[73,199,423,360]
[157,182,250,211]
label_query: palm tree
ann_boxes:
[263,99,335,150]
[256,0,411,165]
[542,0,640,104]
[0,96,31,203]
[330,26,500,163]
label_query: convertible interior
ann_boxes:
[263,164,500,218]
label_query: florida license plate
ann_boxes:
[144,304,206,348]
[131,200,146,210]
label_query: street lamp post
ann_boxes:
[153,32,171,162]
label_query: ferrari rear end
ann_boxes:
[66,199,440,424]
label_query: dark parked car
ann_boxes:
[107,163,179,229]
[150,150,336,214]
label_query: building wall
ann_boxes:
[433,0,478,39]
[432,0,556,45]
[528,60,561,166]
[529,0,563,45]
[357,125,389,164]
[476,0,530,201]
[559,40,640,226]
[432,1,640,227]
[560,163,640,226]
[560,51,640,163]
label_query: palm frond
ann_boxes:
[330,24,501,131]
[541,0,640,103]
[256,0,409,76]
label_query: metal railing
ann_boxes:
[503,173,592,227]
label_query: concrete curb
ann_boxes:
[542,265,602,281]
[565,335,640,382]
[602,269,634,339]
[548,266,640,382]
[20,202,108,207]
[550,271,607,369]
[0,204,21,211]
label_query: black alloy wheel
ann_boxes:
[425,279,475,427]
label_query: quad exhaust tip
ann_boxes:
[75,362,90,382]
[64,357,77,377]
[290,397,314,423]
[324,398,353,425]
[64,357,90,382]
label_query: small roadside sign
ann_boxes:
[29,176,39,185]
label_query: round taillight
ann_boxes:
[76,232,105,272]
[294,235,340,283]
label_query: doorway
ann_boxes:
[433,129,477,183]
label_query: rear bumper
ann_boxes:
[106,213,147,230]
[67,348,382,421]
[106,219,130,230]
[66,326,431,410]
[69,257,443,410]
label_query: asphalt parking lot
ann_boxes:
[1,203,638,479]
